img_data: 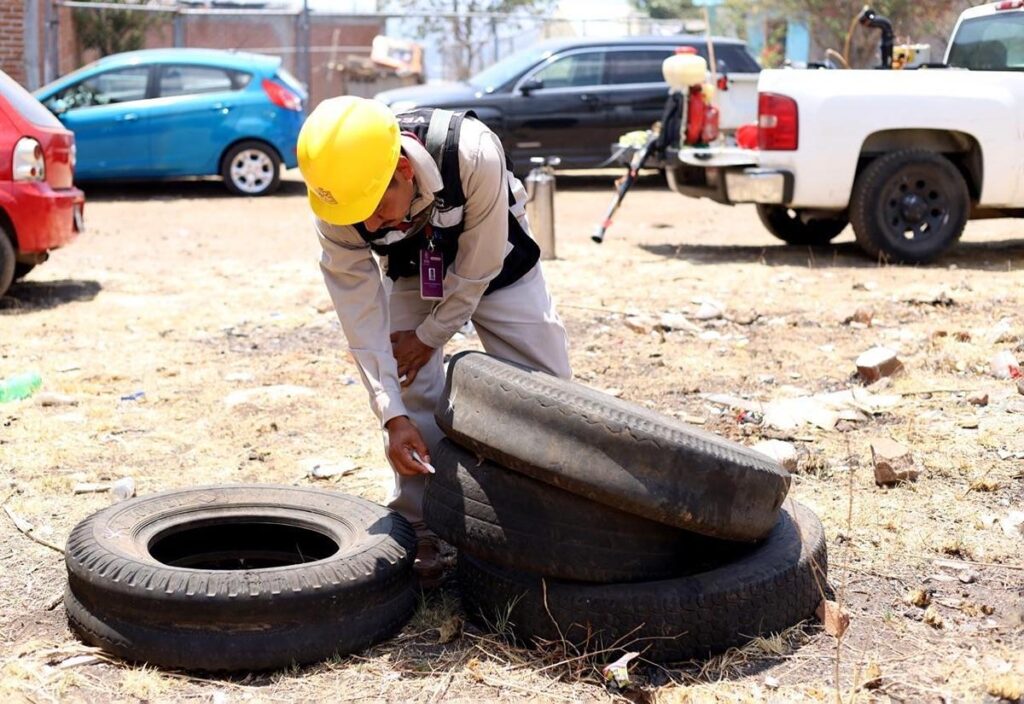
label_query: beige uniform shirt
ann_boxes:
[316,117,527,427]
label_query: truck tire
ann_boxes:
[424,439,736,583]
[756,205,848,245]
[65,485,416,671]
[436,352,790,542]
[13,263,35,281]
[0,225,15,297]
[850,149,970,263]
[459,501,826,663]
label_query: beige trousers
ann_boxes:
[385,264,571,524]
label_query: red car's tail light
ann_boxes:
[758,93,799,151]
[13,137,46,182]
[262,79,302,111]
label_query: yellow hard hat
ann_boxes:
[297,96,401,226]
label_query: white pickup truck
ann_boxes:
[668,1,1024,263]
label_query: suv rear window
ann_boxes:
[0,70,64,128]
[948,14,1024,71]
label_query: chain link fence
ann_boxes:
[51,2,715,106]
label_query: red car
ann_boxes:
[0,69,84,296]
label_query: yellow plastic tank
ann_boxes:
[662,53,707,91]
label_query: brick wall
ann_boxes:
[0,0,26,84]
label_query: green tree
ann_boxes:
[744,0,985,68]
[385,0,555,80]
[73,0,163,59]
[630,0,694,19]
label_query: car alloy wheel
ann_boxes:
[229,148,276,195]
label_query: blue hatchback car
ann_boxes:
[34,48,306,196]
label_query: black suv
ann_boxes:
[374,36,760,172]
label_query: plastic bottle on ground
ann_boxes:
[0,372,42,403]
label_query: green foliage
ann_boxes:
[749,0,986,67]
[630,0,694,20]
[73,1,163,58]
[385,0,556,80]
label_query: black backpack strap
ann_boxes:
[424,109,474,207]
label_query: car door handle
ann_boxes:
[118,113,139,122]
[579,94,600,104]
[211,103,233,114]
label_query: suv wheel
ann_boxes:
[221,141,281,196]
[756,205,848,245]
[850,149,969,263]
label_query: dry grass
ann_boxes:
[1,174,1023,702]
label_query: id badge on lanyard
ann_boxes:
[419,225,444,300]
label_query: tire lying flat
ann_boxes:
[436,351,790,541]
[65,485,416,671]
[424,439,738,583]
[458,501,826,663]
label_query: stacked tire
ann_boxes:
[425,352,827,662]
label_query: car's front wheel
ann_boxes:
[220,141,281,196]
[756,205,848,245]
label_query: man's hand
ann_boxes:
[390,330,435,387]
[385,416,432,476]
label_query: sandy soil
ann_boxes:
[1,170,1022,703]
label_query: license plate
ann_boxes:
[72,204,84,233]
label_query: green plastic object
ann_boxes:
[0,372,42,403]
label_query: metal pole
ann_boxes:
[44,0,58,84]
[24,0,41,89]
[173,10,185,47]
[297,0,311,91]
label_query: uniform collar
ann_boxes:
[401,133,443,218]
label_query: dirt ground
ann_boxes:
[1,170,1023,704]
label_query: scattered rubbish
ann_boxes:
[990,351,1021,380]
[960,417,980,429]
[751,440,799,472]
[764,675,780,690]
[1000,511,1024,539]
[57,365,81,373]
[923,605,945,629]
[906,588,932,607]
[0,371,42,403]
[224,371,256,382]
[224,385,316,407]
[73,482,112,495]
[844,307,874,326]
[816,599,850,638]
[111,478,136,501]
[602,651,639,688]
[906,290,955,307]
[693,299,724,321]
[988,317,1017,344]
[703,387,900,432]
[959,569,980,584]
[119,391,145,402]
[657,313,700,333]
[55,654,104,670]
[856,346,903,384]
[870,438,920,486]
[861,662,883,690]
[736,410,762,425]
[302,457,359,479]
[967,392,989,407]
[34,392,78,407]
[623,315,656,334]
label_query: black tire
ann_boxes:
[0,224,15,297]
[13,262,35,281]
[220,140,281,196]
[424,440,735,583]
[756,204,848,245]
[850,149,970,263]
[459,501,827,663]
[65,485,416,671]
[436,352,789,541]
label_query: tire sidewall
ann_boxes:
[221,141,282,196]
[852,151,969,263]
[756,204,848,245]
[0,225,15,297]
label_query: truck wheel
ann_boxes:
[756,205,848,245]
[0,226,15,297]
[850,150,970,263]
[221,140,281,196]
[14,263,35,281]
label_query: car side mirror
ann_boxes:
[520,76,544,95]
